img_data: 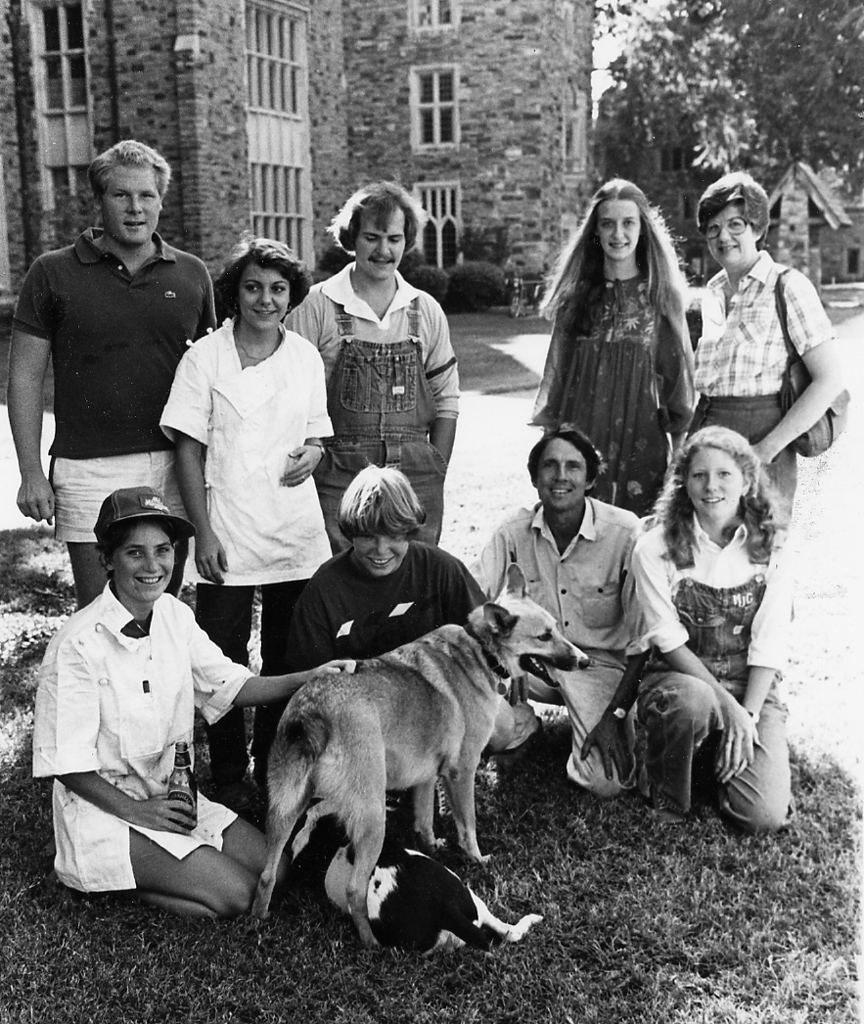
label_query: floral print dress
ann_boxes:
[532,276,694,518]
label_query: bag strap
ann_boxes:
[774,269,796,358]
[774,268,802,389]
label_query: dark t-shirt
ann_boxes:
[286,541,486,671]
[13,229,216,459]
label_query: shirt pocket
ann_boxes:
[581,581,623,629]
[118,685,166,760]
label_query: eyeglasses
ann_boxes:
[705,216,750,240]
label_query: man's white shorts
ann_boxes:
[52,451,185,543]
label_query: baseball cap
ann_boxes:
[94,486,195,544]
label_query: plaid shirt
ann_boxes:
[695,251,835,396]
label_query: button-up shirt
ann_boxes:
[696,250,835,397]
[631,518,792,671]
[471,498,641,654]
[33,586,251,891]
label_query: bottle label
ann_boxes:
[168,789,196,810]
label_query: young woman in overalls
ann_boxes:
[631,426,793,832]
[288,182,460,551]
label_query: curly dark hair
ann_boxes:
[651,427,778,569]
[214,236,313,319]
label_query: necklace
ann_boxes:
[234,327,278,364]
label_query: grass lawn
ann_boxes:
[0,537,859,1023]
[0,304,861,1022]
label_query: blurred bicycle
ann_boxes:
[507,267,544,318]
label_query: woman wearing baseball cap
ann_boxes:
[32,486,352,918]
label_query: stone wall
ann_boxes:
[1,0,594,290]
[342,0,594,270]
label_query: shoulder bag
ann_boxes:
[775,269,850,458]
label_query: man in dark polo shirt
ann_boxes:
[8,139,215,607]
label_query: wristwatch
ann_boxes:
[611,707,627,720]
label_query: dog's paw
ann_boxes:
[250,895,271,920]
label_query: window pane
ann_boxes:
[69,55,87,106]
[45,56,64,109]
[289,66,298,114]
[73,165,89,194]
[439,107,453,142]
[423,221,438,265]
[421,109,435,144]
[442,221,457,266]
[438,71,453,102]
[439,0,452,24]
[43,8,61,52]
[67,4,85,49]
[51,166,70,198]
[276,166,286,213]
[419,73,434,104]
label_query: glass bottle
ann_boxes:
[167,740,197,814]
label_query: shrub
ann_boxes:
[399,249,449,305]
[316,243,351,279]
[444,260,507,312]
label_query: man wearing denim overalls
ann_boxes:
[288,182,459,551]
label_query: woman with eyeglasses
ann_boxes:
[532,179,695,518]
[691,172,845,521]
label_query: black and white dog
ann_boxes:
[288,800,542,953]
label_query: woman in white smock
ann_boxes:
[160,238,332,813]
[32,487,351,917]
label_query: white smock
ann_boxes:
[160,321,333,586]
[32,586,252,892]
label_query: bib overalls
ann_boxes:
[638,574,791,831]
[313,299,448,550]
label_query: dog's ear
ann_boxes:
[504,562,527,598]
[481,601,519,637]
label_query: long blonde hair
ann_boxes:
[542,179,686,333]
[651,427,779,569]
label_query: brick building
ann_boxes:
[0,0,593,299]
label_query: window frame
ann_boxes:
[27,0,94,210]
[410,65,460,151]
[415,180,461,268]
[408,0,460,32]
[245,0,313,258]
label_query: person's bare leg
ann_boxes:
[169,539,188,597]
[130,829,261,919]
[66,542,108,609]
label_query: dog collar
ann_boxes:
[481,647,510,682]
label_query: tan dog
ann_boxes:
[252,563,587,946]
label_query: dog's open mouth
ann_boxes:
[519,654,559,688]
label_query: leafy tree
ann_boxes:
[596,0,864,191]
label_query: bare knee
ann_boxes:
[209,873,258,918]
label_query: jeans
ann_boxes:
[638,671,791,832]
[313,438,446,552]
[196,579,308,789]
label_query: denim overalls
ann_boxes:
[313,299,448,550]
[638,572,791,830]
